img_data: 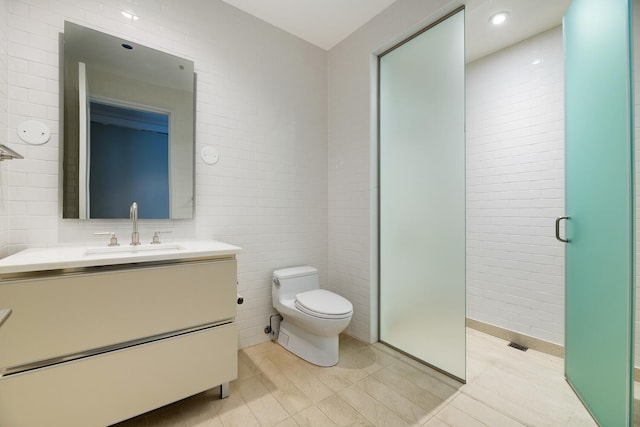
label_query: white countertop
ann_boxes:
[0,240,242,275]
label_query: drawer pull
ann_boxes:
[0,308,12,327]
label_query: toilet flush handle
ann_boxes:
[273,278,280,286]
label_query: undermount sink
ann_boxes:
[85,243,184,256]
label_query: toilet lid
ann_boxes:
[295,289,353,319]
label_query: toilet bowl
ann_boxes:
[272,266,353,366]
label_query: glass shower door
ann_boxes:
[564,0,634,425]
[379,8,466,381]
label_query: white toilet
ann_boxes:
[272,266,353,367]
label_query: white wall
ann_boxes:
[0,0,8,257]
[329,1,567,345]
[466,27,565,345]
[0,0,598,354]
[328,0,459,343]
[6,0,327,348]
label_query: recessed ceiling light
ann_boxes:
[490,11,509,25]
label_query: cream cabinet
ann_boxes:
[0,256,238,426]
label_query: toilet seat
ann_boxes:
[295,289,353,319]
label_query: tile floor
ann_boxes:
[113,328,598,426]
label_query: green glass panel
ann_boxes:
[379,10,465,381]
[564,0,634,425]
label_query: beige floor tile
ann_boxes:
[174,391,222,427]
[372,346,463,392]
[447,394,524,427]
[235,377,289,427]
[184,418,223,427]
[255,359,314,415]
[566,408,599,427]
[292,406,338,427]
[267,385,314,417]
[435,405,487,427]
[338,342,395,375]
[399,356,463,390]
[373,364,447,414]
[272,418,299,427]
[110,329,603,427]
[382,360,460,402]
[338,384,412,427]
[304,363,354,393]
[422,417,451,427]
[316,394,374,426]
[634,390,640,427]
[240,342,281,370]
[462,367,581,427]
[277,364,334,403]
[142,396,202,427]
[247,398,289,427]
[481,350,571,400]
[255,357,294,389]
[264,344,301,368]
[355,376,433,425]
[213,392,261,427]
[237,354,257,380]
[236,376,270,402]
[326,361,370,384]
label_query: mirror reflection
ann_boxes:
[62,21,195,219]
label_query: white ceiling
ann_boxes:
[220,0,571,61]
[220,0,398,50]
[465,0,571,62]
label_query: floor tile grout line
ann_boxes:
[313,391,371,427]
[452,390,530,427]
[428,389,464,424]
[353,374,440,425]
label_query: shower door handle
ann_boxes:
[555,216,570,243]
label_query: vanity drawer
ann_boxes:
[0,323,237,427]
[0,259,236,371]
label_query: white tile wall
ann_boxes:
[466,27,565,345]
[0,0,8,257]
[4,0,621,358]
[5,0,327,349]
[328,0,455,342]
[329,1,566,346]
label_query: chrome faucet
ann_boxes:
[130,202,140,246]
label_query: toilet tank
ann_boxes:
[273,266,319,301]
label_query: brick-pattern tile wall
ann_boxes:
[466,27,565,344]
[6,0,328,349]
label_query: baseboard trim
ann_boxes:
[466,318,564,358]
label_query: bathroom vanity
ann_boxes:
[0,240,241,427]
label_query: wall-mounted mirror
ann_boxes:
[62,21,195,219]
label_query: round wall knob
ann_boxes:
[17,121,50,145]
[201,146,219,165]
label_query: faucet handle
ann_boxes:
[94,232,119,247]
[150,230,172,244]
